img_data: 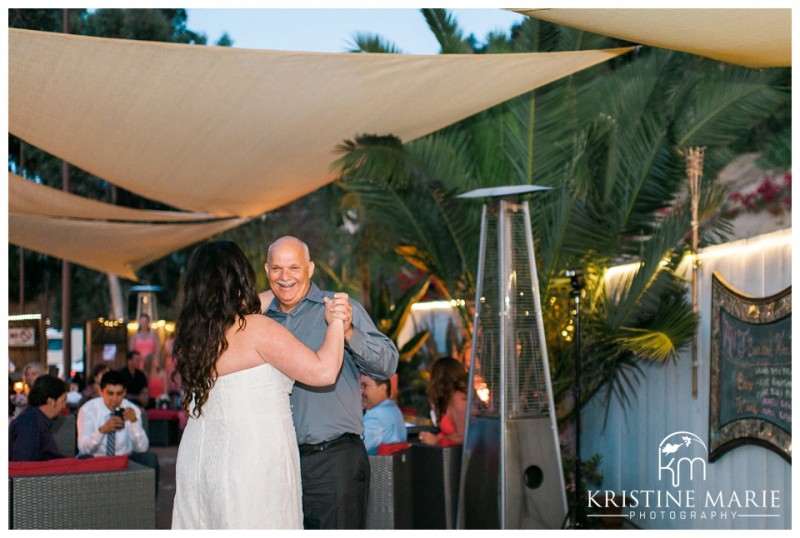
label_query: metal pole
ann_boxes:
[19,142,25,312]
[19,248,25,311]
[498,199,508,529]
[564,268,585,529]
[572,290,582,528]
[61,8,72,380]
[458,203,489,529]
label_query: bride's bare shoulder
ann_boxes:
[258,290,275,313]
[243,313,278,330]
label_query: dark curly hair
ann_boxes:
[427,357,468,424]
[172,241,261,417]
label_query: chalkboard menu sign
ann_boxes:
[709,272,791,462]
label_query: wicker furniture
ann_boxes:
[365,446,414,529]
[8,459,155,529]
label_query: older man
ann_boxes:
[262,235,398,529]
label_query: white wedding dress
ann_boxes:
[172,363,302,529]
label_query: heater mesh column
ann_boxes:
[458,196,567,529]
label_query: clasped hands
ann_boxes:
[323,292,354,340]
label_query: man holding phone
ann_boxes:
[77,369,159,493]
[77,370,149,457]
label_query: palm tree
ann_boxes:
[334,10,790,421]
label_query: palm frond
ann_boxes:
[756,122,792,170]
[333,134,408,187]
[421,8,472,54]
[386,276,431,341]
[615,328,681,362]
[676,67,788,147]
[405,132,475,191]
[347,32,403,54]
[399,331,431,362]
[603,211,689,329]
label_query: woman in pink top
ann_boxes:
[130,313,161,370]
[418,357,468,447]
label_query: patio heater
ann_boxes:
[130,285,162,323]
[456,186,567,529]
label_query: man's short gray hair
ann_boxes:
[267,235,310,264]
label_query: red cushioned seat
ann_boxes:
[377,441,411,456]
[399,406,418,417]
[146,408,180,421]
[8,455,129,477]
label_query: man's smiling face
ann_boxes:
[266,238,315,314]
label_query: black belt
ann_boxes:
[299,433,360,456]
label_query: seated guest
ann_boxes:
[77,370,149,457]
[418,357,467,447]
[22,361,45,395]
[77,370,159,493]
[133,386,156,409]
[11,361,46,419]
[9,375,16,418]
[360,373,407,455]
[118,350,148,400]
[66,379,83,408]
[9,374,68,461]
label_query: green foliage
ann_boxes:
[421,8,474,54]
[80,9,206,44]
[332,9,790,426]
[9,9,74,32]
[347,32,403,54]
[562,450,606,528]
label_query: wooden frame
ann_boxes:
[709,272,791,462]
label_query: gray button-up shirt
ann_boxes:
[266,283,399,445]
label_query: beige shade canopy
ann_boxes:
[8,172,215,222]
[514,9,791,68]
[9,213,246,281]
[9,171,241,281]
[8,28,631,279]
[9,29,631,218]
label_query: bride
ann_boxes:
[171,241,346,529]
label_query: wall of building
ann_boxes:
[581,228,792,530]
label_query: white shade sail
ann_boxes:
[8,28,631,278]
[514,8,791,68]
[9,29,631,218]
[8,172,215,222]
[9,213,246,281]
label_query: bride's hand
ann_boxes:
[323,293,349,326]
